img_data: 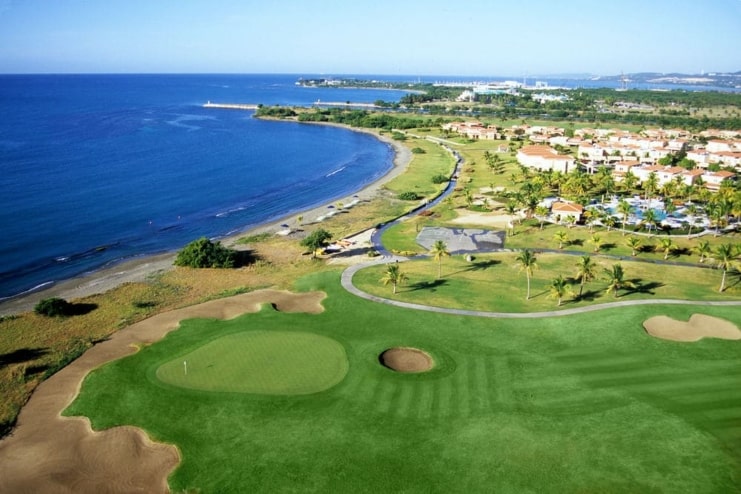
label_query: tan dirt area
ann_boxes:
[450,211,520,228]
[643,314,741,342]
[0,290,325,494]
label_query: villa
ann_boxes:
[517,145,576,173]
[551,201,584,223]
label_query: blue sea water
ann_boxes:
[0,74,411,299]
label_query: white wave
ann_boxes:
[326,166,346,177]
[0,281,55,302]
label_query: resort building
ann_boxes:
[551,201,584,223]
[517,145,576,174]
[702,170,736,191]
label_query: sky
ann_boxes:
[0,0,739,76]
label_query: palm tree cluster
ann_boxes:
[514,251,643,306]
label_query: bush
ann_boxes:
[34,297,72,317]
[431,174,449,184]
[411,147,426,154]
[398,191,419,201]
[175,238,236,268]
[300,229,333,259]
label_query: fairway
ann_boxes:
[156,331,349,395]
[65,271,741,493]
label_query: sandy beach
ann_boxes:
[0,124,412,316]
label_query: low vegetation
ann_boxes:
[174,237,239,268]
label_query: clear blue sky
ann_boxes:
[1,0,739,76]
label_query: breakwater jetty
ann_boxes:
[313,100,380,109]
[203,102,259,110]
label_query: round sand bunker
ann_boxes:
[379,347,434,373]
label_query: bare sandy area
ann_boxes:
[643,314,741,342]
[450,211,519,228]
[0,125,411,317]
[0,289,325,494]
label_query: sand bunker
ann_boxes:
[379,347,434,373]
[643,314,741,342]
[0,289,325,494]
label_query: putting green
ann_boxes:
[155,330,348,395]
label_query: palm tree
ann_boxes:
[707,202,726,237]
[712,243,738,292]
[604,263,635,298]
[694,240,711,263]
[685,203,698,237]
[505,201,518,235]
[380,262,408,295]
[617,199,633,235]
[626,236,641,256]
[644,172,659,202]
[622,170,638,193]
[642,208,657,236]
[430,240,450,279]
[523,194,541,220]
[463,188,474,208]
[554,230,569,249]
[590,234,602,253]
[656,238,675,260]
[548,275,573,307]
[515,249,538,300]
[535,205,549,230]
[574,255,597,298]
[603,214,616,232]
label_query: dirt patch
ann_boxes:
[450,211,521,228]
[643,314,741,342]
[379,347,434,373]
[0,289,325,494]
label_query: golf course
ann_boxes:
[62,270,741,493]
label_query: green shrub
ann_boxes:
[411,147,426,154]
[398,191,420,201]
[300,229,333,259]
[34,297,73,317]
[431,174,449,184]
[174,238,237,268]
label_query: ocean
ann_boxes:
[0,74,410,300]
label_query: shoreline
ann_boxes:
[0,123,412,316]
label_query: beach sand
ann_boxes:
[0,125,412,316]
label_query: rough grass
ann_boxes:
[65,271,741,493]
[382,137,455,199]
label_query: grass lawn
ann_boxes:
[156,330,348,395]
[65,270,741,493]
[354,252,739,313]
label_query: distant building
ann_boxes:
[551,201,584,223]
[517,145,576,174]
